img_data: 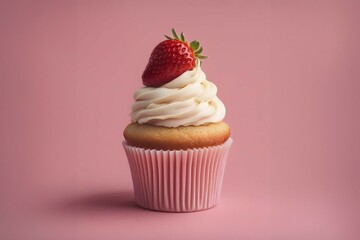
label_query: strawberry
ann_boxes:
[142,28,207,87]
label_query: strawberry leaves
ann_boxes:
[165,28,207,59]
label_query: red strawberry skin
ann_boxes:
[142,39,195,87]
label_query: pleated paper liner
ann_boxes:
[123,138,233,212]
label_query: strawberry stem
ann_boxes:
[180,32,185,42]
[172,28,179,40]
[165,28,208,59]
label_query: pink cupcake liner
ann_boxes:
[123,138,233,212]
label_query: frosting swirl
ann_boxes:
[131,61,226,127]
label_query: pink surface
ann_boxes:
[0,0,359,239]
[123,139,232,212]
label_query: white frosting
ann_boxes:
[131,61,226,127]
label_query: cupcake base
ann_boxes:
[123,138,233,212]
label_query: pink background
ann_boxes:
[1,0,360,239]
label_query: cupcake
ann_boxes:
[123,29,232,212]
